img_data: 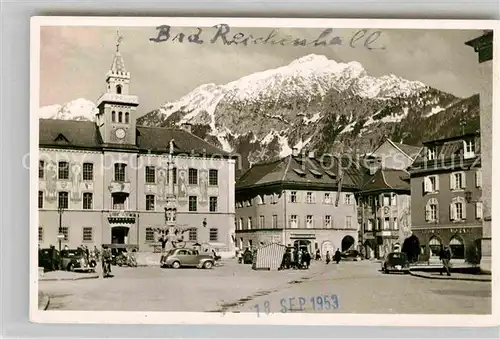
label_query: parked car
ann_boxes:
[382,252,410,274]
[160,248,214,269]
[38,248,61,271]
[60,249,94,272]
[341,249,362,261]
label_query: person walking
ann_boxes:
[315,249,321,261]
[439,245,451,276]
[325,251,331,264]
[304,250,311,269]
[334,249,342,264]
[297,249,303,269]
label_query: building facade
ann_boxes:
[465,31,493,273]
[235,151,366,256]
[409,132,483,264]
[356,139,419,259]
[38,38,236,252]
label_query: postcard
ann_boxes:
[30,16,499,326]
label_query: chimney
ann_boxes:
[292,147,299,157]
[180,122,192,133]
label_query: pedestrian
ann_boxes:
[304,250,311,269]
[315,249,321,261]
[297,249,303,269]
[325,251,331,264]
[160,233,168,253]
[439,245,451,276]
[290,248,296,269]
[334,248,341,264]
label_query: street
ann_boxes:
[40,260,491,314]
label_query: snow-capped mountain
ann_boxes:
[39,98,97,121]
[39,54,479,175]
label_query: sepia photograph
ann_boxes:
[30,17,497,325]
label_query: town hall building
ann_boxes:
[38,35,236,253]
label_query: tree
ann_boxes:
[402,235,420,263]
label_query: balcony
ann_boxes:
[108,181,132,194]
[375,230,399,238]
[107,210,137,224]
[96,93,139,107]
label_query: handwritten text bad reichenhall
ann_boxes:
[149,24,385,50]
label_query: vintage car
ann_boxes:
[341,249,363,261]
[160,248,215,269]
[382,252,410,274]
[60,249,95,272]
[38,248,61,271]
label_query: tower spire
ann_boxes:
[116,29,123,52]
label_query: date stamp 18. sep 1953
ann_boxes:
[254,295,340,317]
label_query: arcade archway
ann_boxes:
[341,235,355,252]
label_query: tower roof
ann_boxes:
[107,30,129,77]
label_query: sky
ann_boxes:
[39,25,486,116]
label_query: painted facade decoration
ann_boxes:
[199,169,208,205]
[45,160,57,201]
[70,162,83,201]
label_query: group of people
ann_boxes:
[280,248,312,270]
[324,249,342,265]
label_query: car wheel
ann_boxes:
[203,261,213,269]
[171,261,181,269]
[67,263,73,272]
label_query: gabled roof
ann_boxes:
[361,168,410,192]
[389,141,423,160]
[236,154,368,190]
[39,119,229,156]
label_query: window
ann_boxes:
[324,215,332,228]
[209,169,218,186]
[306,192,314,204]
[366,219,373,231]
[270,193,279,204]
[58,192,69,209]
[145,228,155,242]
[82,227,93,242]
[429,237,442,257]
[188,168,198,185]
[39,160,45,179]
[259,215,265,229]
[449,237,465,259]
[391,194,397,206]
[125,112,129,124]
[118,111,123,123]
[346,216,352,229]
[82,163,93,181]
[58,161,69,180]
[239,218,243,230]
[383,217,390,230]
[248,217,252,230]
[463,140,475,159]
[112,111,116,122]
[189,228,198,241]
[450,197,466,221]
[290,191,297,203]
[426,198,438,222]
[476,170,482,188]
[172,167,177,184]
[116,85,122,94]
[38,227,43,242]
[344,193,353,205]
[424,175,439,193]
[188,196,197,212]
[114,163,126,182]
[393,217,398,230]
[112,193,127,210]
[476,201,483,219]
[256,195,264,205]
[383,195,390,206]
[451,172,465,190]
[145,166,156,183]
[209,197,217,212]
[146,195,155,211]
[61,227,69,241]
[38,191,43,208]
[324,193,332,204]
[83,193,93,210]
[427,147,436,160]
[209,228,218,241]
[306,215,314,228]
[272,215,278,229]
[290,215,298,228]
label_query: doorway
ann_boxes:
[293,240,312,254]
[341,235,355,252]
[111,227,129,244]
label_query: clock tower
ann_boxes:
[96,30,139,146]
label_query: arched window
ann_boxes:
[118,112,123,123]
[425,198,438,222]
[125,112,129,124]
[256,195,264,205]
[449,236,465,259]
[116,85,122,94]
[429,237,442,257]
[111,111,116,122]
[450,196,466,221]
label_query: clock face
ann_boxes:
[115,128,126,139]
[383,206,390,214]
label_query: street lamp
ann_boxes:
[57,206,65,252]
